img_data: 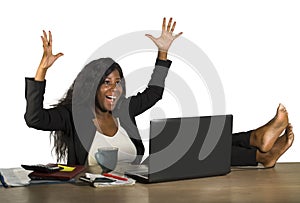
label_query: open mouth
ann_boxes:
[106,95,117,102]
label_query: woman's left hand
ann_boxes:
[146,17,183,53]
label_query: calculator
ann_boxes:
[21,164,62,173]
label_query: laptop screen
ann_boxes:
[147,115,232,182]
[125,115,232,183]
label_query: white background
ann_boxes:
[0,0,299,167]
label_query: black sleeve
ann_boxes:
[24,78,71,131]
[127,58,172,116]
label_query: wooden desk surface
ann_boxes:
[1,163,300,203]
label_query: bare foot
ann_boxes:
[256,123,294,168]
[250,103,289,152]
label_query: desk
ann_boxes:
[1,163,300,203]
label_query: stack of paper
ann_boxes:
[81,173,135,188]
[28,164,85,181]
[0,167,31,187]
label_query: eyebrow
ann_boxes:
[105,77,121,80]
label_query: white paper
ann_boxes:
[0,167,31,187]
[84,172,135,187]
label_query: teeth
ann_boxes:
[107,96,117,100]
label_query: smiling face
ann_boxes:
[96,69,123,112]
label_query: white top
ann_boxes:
[88,119,137,166]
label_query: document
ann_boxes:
[81,172,135,187]
[0,167,31,187]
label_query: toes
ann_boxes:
[278,103,288,113]
[286,123,293,134]
[284,123,294,145]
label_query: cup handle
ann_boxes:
[95,152,100,161]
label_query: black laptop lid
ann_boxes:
[147,115,233,183]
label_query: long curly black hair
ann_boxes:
[50,58,125,162]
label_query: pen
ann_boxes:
[102,173,128,181]
[0,173,9,188]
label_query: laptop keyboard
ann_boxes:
[114,162,149,175]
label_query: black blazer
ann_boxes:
[24,59,172,165]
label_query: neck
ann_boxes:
[95,108,113,120]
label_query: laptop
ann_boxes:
[125,115,233,183]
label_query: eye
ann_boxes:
[116,80,121,86]
[104,80,110,86]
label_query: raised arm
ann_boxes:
[35,30,64,81]
[146,17,183,60]
[25,31,68,131]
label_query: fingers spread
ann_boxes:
[145,34,155,41]
[171,21,176,33]
[174,32,183,39]
[162,17,166,31]
[54,53,64,61]
[41,30,52,47]
[48,30,52,46]
[167,17,173,31]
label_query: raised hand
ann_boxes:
[35,30,64,81]
[39,30,64,70]
[146,17,183,53]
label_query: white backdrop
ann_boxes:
[0,0,299,167]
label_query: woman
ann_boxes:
[25,17,183,165]
[25,17,294,168]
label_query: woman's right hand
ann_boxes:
[35,30,63,81]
